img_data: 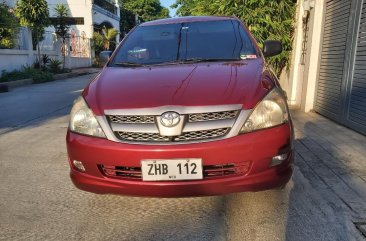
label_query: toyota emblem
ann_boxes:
[160,112,180,127]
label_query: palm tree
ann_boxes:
[52,4,70,69]
[101,26,118,51]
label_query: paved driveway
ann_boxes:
[0,75,365,241]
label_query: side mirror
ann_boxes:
[99,51,113,65]
[263,40,282,57]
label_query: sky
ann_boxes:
[160,0,178,17]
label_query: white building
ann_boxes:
[0,0,120,72]
[46,0,120,42]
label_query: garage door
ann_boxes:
[345,0,366,134]
[315,0,366,135]
[314,0,352,121]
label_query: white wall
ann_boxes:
[288,0,325,112]
[0,50,32,73]
[0,49,61,73]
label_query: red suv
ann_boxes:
[66,16,293,197]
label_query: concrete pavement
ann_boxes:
[0,74,365,241]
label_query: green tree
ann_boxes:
[171,0,197,16]
[93,27,118,54]
[120,7,136,36]
[92,31,104,55]
[172,0,296,75]
[51,4,71,69]
[119,0,170,35]
[101,27,119,51]
[0,3,19,49]
[15,0,50,69]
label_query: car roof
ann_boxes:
[140,16,238,26]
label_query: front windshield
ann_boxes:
[111,20,257,66]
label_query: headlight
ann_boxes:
[240,88,289,133]
[69,96,106,138]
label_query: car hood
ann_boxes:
[84,60,270,115]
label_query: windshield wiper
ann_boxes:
[114,62,145,67]
[182,58,241,63]
[160,58,241,65]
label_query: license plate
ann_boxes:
[141,159,203,181]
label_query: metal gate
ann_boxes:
[315,0,366,135]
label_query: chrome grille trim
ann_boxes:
[110,119,235,133]
[109,115,154,124]
[97,105,253,145]
[174,128,229,142]
[111,123,159,133]
[116,132,170,142]
[189,110,239,122]
[113,128,230,143]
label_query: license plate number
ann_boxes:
[141,159,203,181]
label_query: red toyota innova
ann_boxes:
[66,16,293,197]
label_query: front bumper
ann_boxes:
[66,124,293,197]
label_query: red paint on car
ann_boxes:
[66,16,293,197]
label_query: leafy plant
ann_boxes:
[0,69,29,83]
[51,4,71,69]
[93,27,118,54]
[92,32,105,56]
[92,57,104,68]
[32,71,53,83]
[172,0,296,75]
[48,59,63,73]
[15,0,50,69]
[101,27,118,51]
[0,65,53,83]
[42,54,51,66]
[0,3,20,49]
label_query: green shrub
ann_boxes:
[92,57,103,68]
[42,54,51,66]
[48,59,63,73]
[0,65,54,83]
[0,3,19,49]
[32,71,53,83]
[0,69,31,82]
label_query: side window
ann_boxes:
[238,26,257,56]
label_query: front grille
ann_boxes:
[106,107,240,144]
[174,128,229,142]
[99,161,250,180]
[115,128,229,143]
[116,132,170,142]
[188,110,239,122]
[108,110,238,124]
[109,115,155,124]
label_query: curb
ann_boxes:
[0,69,100,91]
[2,78,33,89]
